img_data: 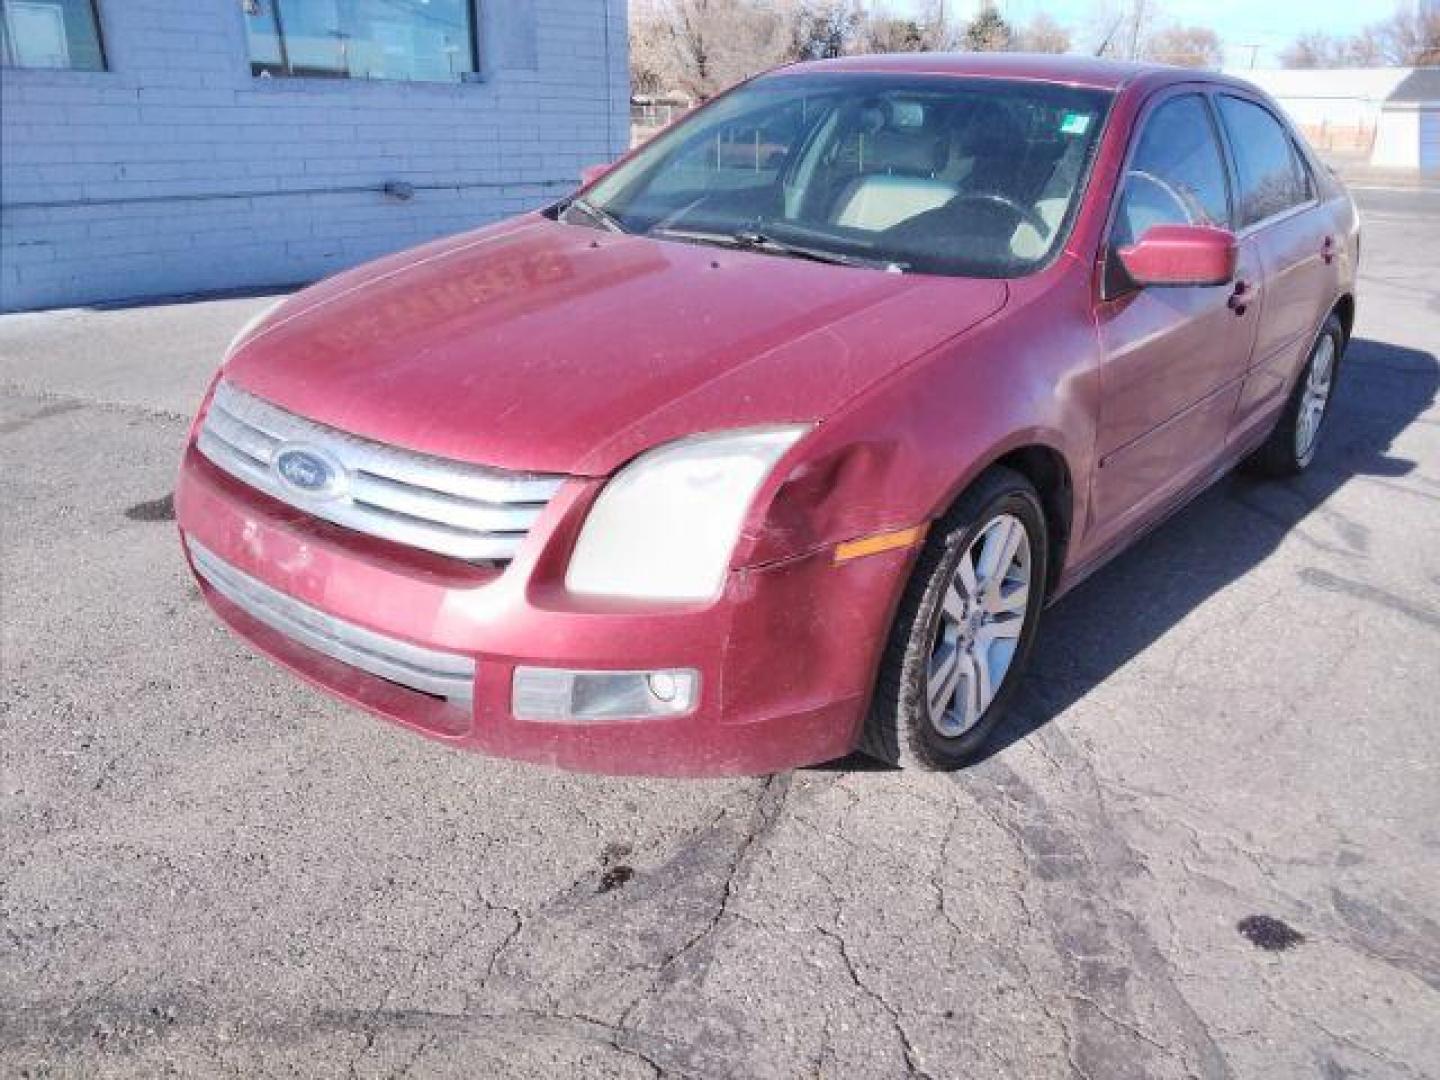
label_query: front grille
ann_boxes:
[188,539,475,702]
[197,381,564,561]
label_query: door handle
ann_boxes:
[1321,235,1337,264]
[1228,279,1257,315]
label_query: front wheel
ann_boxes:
[1245,313,1345,476]
[861,467,1048,770]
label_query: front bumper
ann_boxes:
[175,445,916,776]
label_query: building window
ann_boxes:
[1,0,105,70]
[243,0,478,83]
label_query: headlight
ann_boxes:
[565,426,811,601]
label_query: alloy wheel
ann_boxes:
[924,514,1032,738]
[1295,333,1336,463]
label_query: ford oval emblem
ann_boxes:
[273,444,347,500]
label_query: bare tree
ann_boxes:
[860,15,929,53]
[632,0,792,100]
[854,0,959,52]
[1088,0,1160,61]
[630,0,676,95]
[1015,13,1072,54]
[1279,31,1344,68]
[964,3,1013,52]
[1344,26,1389,66]
[1376,1,1440,64]
[1280,27,1386,68]
[914,0,963,49]
[1145,25,1222,68]
[1281,1,1440,68]
[788,1,866,60]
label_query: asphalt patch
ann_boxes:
[601,840,633,864]
[598,865,634,893]
[1237,914,1305,951]
[0,400,82,435]
[125,493,175,522]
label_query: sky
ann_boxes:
[881,0,1390,68]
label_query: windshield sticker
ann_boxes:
[1060,112,1092,136]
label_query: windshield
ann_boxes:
[574,73,1112,278]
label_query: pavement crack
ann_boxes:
[930,795,969,945]
[613,774,794,1041]
[813,923,934,1079]
[353,890,528,1078]
[957,746,1235,1080]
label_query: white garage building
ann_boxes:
[1234,65,1440,175]
[1371,67,1440,171]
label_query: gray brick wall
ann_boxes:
[0,1,628,311]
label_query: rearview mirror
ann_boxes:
[1116,224,1238,288]
[580,162,613,187]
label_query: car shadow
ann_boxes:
[816,336,1439,772]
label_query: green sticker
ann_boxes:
[1060,112,1092,135]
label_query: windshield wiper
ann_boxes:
[650,227,905,273]
[561,196,626,234]
[735,230,896,270]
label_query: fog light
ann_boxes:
[512,667,699,721]
[647,671,679,702]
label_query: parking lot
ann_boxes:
[2,186,1438,1079]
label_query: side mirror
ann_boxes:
[1116,224,1238,288]
[579,162,613,187]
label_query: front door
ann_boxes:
[1089,90,1262,542]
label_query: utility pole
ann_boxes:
[1095,12,1123,57]
[1127,0,1147,61]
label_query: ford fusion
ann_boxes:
[177,55,1358,775]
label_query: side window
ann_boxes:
[1217,95,1311,227]
[1112,95,1230,248]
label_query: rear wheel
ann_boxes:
[861,467,1048,770]
[1245,313,1344,476]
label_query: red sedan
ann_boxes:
[176,55,1358,775]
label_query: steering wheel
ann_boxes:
[946,192,1050,238]
[1125,170,1204,225]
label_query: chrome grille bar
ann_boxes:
[197,381,564,561]
[188,539,475,702]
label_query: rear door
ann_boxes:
[1090,89,1262,537]
[1213,92,1337,448]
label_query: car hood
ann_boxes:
[224,217,1008,476]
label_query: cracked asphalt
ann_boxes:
[3,187,1438,1079]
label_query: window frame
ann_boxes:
[1100,83,1235,300]
[1211,91,1320,236]
[0,0,108,72]
[244,0,482,84]
[1289,128,1318,202]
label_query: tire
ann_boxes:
[861,466,1049,771]
[1244,313,1345,477]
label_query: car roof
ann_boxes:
[777,52,1245,94]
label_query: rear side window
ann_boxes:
[1216,96,1312,228]
[1112,94,1230,248]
